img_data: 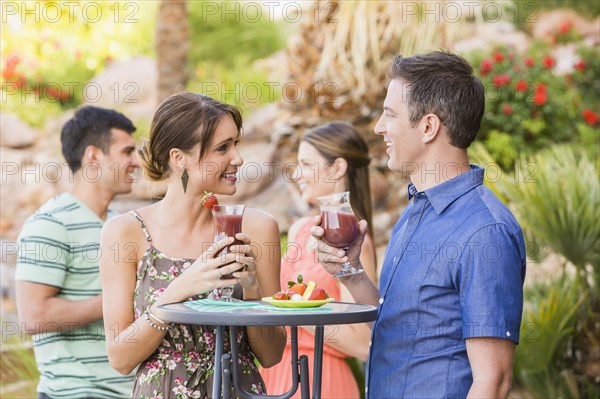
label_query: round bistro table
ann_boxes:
[155,301,377,399]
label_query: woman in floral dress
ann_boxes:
[100,93,286,398]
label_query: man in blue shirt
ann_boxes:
[311,51,526,398]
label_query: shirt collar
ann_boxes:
[407,165,485,214]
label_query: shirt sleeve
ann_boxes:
[15,214,70,288]
[459,223,526,344]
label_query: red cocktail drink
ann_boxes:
[214,213,244,279]
[317,191,364,278]
[214,213,244,246]
[321,210,359,249]
[211,205,245,286]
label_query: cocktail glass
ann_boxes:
[317,192,363,278]
[211,204,245,302]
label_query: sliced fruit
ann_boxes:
[201,191,218,209]
[308,288,328,300]
[291,294,303,301]
[289,283,307,296]
[302,281,317,300]
[272,291,289,300]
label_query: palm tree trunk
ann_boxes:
[156,0,190,102]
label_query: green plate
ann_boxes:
[261,297,334,308]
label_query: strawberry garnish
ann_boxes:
[273,291,289,300]
[308,288,328,300]
[201,191,218,209]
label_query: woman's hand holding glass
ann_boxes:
[228,232,259,290]
[170,236,252,300]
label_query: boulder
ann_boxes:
[532,9,599,42]
[123,171,169,201]
[0,262,16,301]
[0,145,69,240]
[0,239,18,266]
[1,148,35,239]
[42,110,75,150]
[242,103,284,141]
[230,140,283,201]
[369,168,390,209]
[453,22,531,54]
[581,17,600,41]
[253,50,289,83]
[84,57,159,121]
[0,113,39,149]
[238,177,299,233]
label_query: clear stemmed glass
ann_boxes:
[317,191,363,278]
[211,204,245,302]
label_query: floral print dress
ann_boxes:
[130,211,265,399]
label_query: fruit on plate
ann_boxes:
[272,291,289,300]
[287,274,307,296]
[270,274,330,301]
[302,280,317,300]
[308,288,328,300]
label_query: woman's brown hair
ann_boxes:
[139,92,243,181]
[302,121,374,241]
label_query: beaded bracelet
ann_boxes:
[144,311,173,331]
[148,309,170,326]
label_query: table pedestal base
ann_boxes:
[214,325,324,399]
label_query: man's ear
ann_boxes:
[328,157,349,180]
[421,113,442,144]
[82,145,102,165]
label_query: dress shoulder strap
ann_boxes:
[130,210,153,243]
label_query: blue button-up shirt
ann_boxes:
[366,165,526,398]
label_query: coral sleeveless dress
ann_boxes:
[130,211,265,399]
[260,220,360,398]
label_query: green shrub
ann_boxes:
[0,334,39,398]
[188,0,285,68]
[491,144,600,397]
[498,145,599,277]
[186,1,286,115]
[571,44,600,102]
[469,142,552,262]
[515,275,585,398]
[1,91,64,128]
[186,54,281,116]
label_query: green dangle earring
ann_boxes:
[181,169,189,193]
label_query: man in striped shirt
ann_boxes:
[16,106,139,399]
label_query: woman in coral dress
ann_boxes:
[261,122,377,398]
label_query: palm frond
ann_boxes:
[498,145,600,272]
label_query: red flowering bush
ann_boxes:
[549,20,582,44]
[470,42,599,169]
[582,109,599,125]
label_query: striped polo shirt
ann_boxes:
[16,193,133,399]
